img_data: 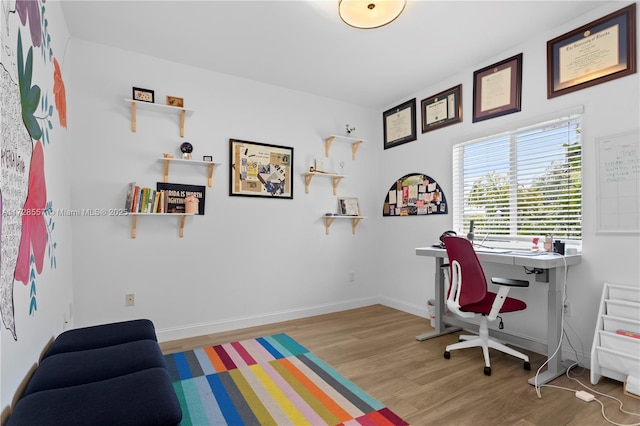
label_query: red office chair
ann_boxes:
[442,236,531,376]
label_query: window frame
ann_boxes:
[452,114,583,248]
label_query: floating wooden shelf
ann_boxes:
[158,158,220,187]
[324,135,364,160]
[129,213,195,239]
[126,99,194,137]
[303,172,346,195]
[323,215,365,235]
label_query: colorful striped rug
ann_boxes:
[163,333,407,425]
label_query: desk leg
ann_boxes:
[416,257,461,341]
[528,267,568,385]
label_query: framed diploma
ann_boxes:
[420,84,462,133]
[472,53,522,123]
[383,98,417,149]
[547,4,636,99]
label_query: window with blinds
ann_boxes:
[453,115,582,242]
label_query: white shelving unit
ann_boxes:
[125,98,194,137]
[158,157,221,188]
[590,282,640,389]
[303,172,346,195]
[129,213,195,239]
[322,215,366,235]
[324,135,364,160]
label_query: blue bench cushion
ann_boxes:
[7,368,182,426]
[24,339,166,396]
[44,319,157,358]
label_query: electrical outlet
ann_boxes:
[563,302,571,317]
[125,293,135,307]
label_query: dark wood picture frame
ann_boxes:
[132,87,154,103]
[229,139,293,199]
[472,53,523,123]
[421,84,462,133]
[547,3,636,99]
[383,98,417,149]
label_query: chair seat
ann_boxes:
[461,292,526,315]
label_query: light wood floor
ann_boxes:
[160,305,640,426]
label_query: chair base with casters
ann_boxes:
[444,315,531,376]
[441,236,532,376]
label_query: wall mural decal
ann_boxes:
[383,173,448,217]
[1,0,65,339]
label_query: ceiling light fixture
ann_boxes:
[338,0,406,29]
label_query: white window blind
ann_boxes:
[453,115,582,242]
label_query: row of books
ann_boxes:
[124,182,171,213]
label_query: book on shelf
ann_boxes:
[131,186,140,212]
[124,182,135,212]
[126,185,169,213]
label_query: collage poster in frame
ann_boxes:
[229,139,293,199]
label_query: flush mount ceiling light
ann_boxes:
[338,0,406,29]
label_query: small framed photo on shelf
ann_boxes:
[472,53,522,123]
[383,98,417,149]
[166,95,184,107]
[202,155,213,162]
[132,87,154,103]
[338,197,360,216]
[546,4,637,99]
[421,84,462,133]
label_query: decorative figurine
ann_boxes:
[345,124,355,136]
[180,142,193,160]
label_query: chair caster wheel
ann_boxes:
[524,361,531,371]
[444,351,451,359]
[484,366,491,376]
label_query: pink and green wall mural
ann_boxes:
[1,0,64,340]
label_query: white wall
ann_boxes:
[2,4,637,415]
[377,2,640,365]
[67,39,381,341]
[0,1,74,418]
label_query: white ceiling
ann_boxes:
[59,0,610,109]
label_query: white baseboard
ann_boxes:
[156,296,380,342]
[156,296,592,369]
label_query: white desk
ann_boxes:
[415,246,582,386]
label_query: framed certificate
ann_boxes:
[472,54,522,123]
[547,4,636,99]
[421,84,462,133]
[383,98,417,149]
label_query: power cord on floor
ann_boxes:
[539,363,640,426]
[532,253,640,425]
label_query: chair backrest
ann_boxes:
[443,236,488,311]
